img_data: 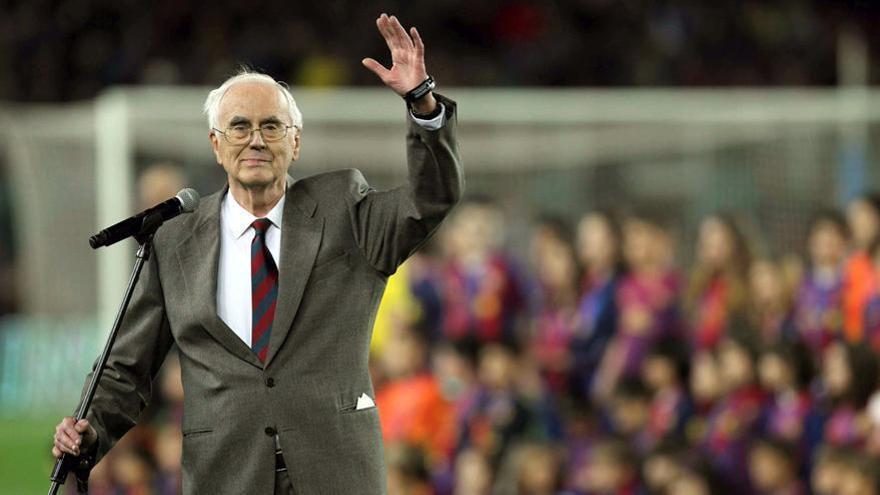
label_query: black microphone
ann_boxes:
[89,188,200,249]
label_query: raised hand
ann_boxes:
[362,14,437,114]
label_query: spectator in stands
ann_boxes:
[569,211,623,401]
[453,448,493,495]
[157,352,184,427]
[528,215,580,395]
[513,349,566,443]
[747,437,806,495]
[756,341,822,475]
[861,238,880,351]
[606,377,653,456]
[154,423,182,495]
[810,446,850,495]
[455,343,534,469]
[699,329,766,494]
[431,340,477,405]
[493,441,563,495]
[642,438,690,495]
[818,342,877,448]
[438,197,527,349]
[568,437,641,495]
[844,194,880,341]
[560,399,602,492]
[108,436,156,495]
[689,349,722,417]
[865,390,880,457]
[370,259,423,357]
[385,443,434,495]
[375,326,455,467]
[685,213,752,350]
[641,339,693,445]
[748,258,797,345]
[794,210,848,353]
[662,466,714,495]
[592,213,679,402]
[406,248,447,345]
[136,162,188,211]
[836,452,880,495]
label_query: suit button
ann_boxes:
[265,377,275,387]
[265,427,276,436]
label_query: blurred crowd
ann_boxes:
[65,189,880,495]
[5,0,880,102]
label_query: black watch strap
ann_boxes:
[403,75,436,103]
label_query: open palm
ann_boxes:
[362,14,429,97]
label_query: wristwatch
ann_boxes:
[405,76,441,119]
[403,75,435,104]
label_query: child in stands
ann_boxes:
[699,329,766,494]
[747,437,806,495]
[794,210,848,353]
[685,213,752,350]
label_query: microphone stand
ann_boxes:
[48,212,164,495]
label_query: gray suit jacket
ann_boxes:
[80,95,463,494]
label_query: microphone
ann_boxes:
[89,188,200,249]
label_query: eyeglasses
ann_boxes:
[213,122,297,145]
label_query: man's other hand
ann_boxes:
[362,13,437,115]
[52,417,97,458]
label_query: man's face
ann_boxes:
[210,81,300,191]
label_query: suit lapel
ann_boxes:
[176,189,264,369]
[265,178,322,366]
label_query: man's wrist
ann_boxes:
[409,93,438,117]
[403,75,435,103]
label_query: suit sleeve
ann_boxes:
[347,93,464,275]
[80,243,175,467]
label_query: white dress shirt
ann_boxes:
[409,103,445,131]
[216,105,445,346]
[217,192,285,346]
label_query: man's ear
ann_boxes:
[209,130,222,165]
[291,130,301,161]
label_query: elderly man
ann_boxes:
[52,13,463,494]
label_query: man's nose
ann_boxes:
[248,129,267,148]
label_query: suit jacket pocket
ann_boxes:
[309,251,350,284]
[182,427,214,438]
[335,388,377,414]
[337,401,377,415]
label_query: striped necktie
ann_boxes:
[251,218,277,362]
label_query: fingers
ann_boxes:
[376,14,395,51]
[376,13,414,51]
[410,27,425,59]
[361,58,390,81]
[388,15,413,48]
[53,416,85,457]
[377,14,403,51]
[74,419,91,434]
[52,417,96,460]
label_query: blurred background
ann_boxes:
[4,0,880,494]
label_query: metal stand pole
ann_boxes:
[48,236,154,495]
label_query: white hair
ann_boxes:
[203,69,303,131]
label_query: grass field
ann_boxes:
[0,416,60,494]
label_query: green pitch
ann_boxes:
[0,416,58,494]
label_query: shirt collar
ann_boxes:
[222,190,286,239]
